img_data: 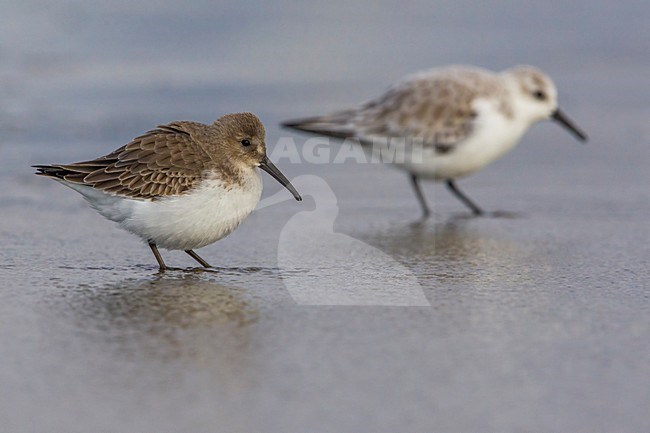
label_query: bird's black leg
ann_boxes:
[410,174,431,219]
[148,242,167,271]
[185,250,211,268]
[445,179,484,216]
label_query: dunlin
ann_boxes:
[283,65,587,217]
[34,112,301,270]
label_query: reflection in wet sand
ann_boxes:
[357,216,543,287]
[62,274,256,329]
[45,274,258,388]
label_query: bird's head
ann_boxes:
[504,66,587,142]
[214,112,302,201]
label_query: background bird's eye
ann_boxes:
[533,90,546,100]
[241,139,251,147]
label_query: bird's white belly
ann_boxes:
[61,174,262,251]
[394,107,528,180]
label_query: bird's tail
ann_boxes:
[32,165,68,179]
[281,109,357,140]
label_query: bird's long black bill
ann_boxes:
[259,156,302,201]
[552,109,588,142]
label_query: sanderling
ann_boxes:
[282,65,587,217]
[34,112,302,270]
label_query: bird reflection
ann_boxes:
[356,216,538,286]
[53,275,257,376]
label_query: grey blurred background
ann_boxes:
[2,0,647,142]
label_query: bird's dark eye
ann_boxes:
[533,90,546,100]
[241,139,251,147]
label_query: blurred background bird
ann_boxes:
[283,65,587,217]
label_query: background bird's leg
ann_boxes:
[445,179,484,216]
[410,174,431,218]
[148,242,167,270]
[185,250,211,268]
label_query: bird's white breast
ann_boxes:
[60,169,263,251]
[399,96,531,180]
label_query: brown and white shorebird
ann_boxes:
[282,65,587,217]
[34,112,301,270]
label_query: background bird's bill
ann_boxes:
[258,156,302,201]
[552,109,588,142]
